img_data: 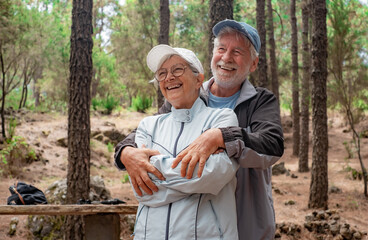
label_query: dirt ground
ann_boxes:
[0,110,367,239]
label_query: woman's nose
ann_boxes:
[164,71,175,82]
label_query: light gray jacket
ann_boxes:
[132,98,239,240]
[116,79,284,240]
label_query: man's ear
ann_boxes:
[249,57,259,73]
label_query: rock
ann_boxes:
[8,217,19,236]
[42,130,50,137]
[94,134,104,141]
[274,229,281,238]
[353,231,362,240]
[56,137,68,148]
[272,162,287,176]
[103,121,116,127]
[330,223,340,236]
[340,224,352,240]
[102,129,126,145]
[273,187,284,195]
[284,200,296,205]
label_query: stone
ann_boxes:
[330,223,340,236]
[272,162,287,176]
[8,217,19,236]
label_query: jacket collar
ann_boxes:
[171,97,205,123]
[201,77,257,108]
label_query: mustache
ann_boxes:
[216,60,238,70]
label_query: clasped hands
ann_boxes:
[121,128,224,196]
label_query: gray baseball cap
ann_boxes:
[213,19,261,53]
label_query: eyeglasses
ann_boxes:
[155,63,187,82]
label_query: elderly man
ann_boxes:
[115,19,284,240]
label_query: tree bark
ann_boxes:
[66,0,93,238]
[267,0,279,107]
[157,0,169,110]
[308,0,328,209]
[256,0,268,88]
[291,0,300,156]
[0,46,6,138]
[299,0,311,172]
[208,0,233,77]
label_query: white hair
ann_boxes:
[213,27,258,60]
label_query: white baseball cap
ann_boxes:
[146,44,204,74]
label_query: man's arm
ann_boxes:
[173,89,284,177]
[221,88,284,168]
[114,100,172,196]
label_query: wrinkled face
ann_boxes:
[211,32,258,90]
[158,55,203,109]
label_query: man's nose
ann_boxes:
[221,50,233,62]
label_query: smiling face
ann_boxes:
[159,55,204,109]
[211,32,258,96]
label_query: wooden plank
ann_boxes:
[0,204,138,215]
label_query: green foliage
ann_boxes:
[343,140,354,159]
[131,95,153,113]
[102,95,120,114]
[7,118,17,141]
[92,95,120,114]
[0,135,36,176]
[121,173,130,184]
[107,142,114,153]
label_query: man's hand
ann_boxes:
[121,146,164,196]
[172,128,225,179]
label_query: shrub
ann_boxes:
[131,95,152,113]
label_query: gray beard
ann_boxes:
[212,69,249,89]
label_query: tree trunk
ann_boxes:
[19,61,28,109]
[208,0,233,77]
[291,0,300,156]
[299,0,311,172]
[0,46,6,138]
[308,0,328,209]
[33,67,42,108]
[65,0,93,238]
[267,0,279,107]
[157,0,169,110]
[256,0,268,88]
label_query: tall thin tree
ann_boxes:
[65,0,93,238]
[157,0,169,110]
[256,0,268,88]
[308,0,328,209]
[299,0,311,172]
[208,0,233,77]
[291,0,300,156]
[267,0,279,106]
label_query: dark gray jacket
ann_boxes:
[115,78,284,240]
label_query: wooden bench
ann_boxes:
[0,204,138,240]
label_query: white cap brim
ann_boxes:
[146,44,204,74]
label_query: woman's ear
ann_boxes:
[196,73,204,88]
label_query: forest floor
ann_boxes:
[0,109,367,239]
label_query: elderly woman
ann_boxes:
[131,45,239,240]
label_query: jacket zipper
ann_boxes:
[195,194,203,239]
[209,200,224,239]
[165,122,185,240]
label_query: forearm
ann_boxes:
[136,154,238,206]
[114,130,137,170]
[220,124,283,169]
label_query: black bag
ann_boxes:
[7,181,48,205]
